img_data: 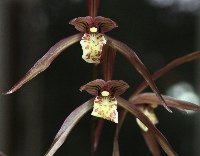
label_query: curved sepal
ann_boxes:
[69,16,93,32]
[45,98,94,156]
[94,16,118,33]
[117,97,178,156]
[70,16,117,33]
[4,33,83,94]
[80,79,129,96]
[130,51,200,99]
[113,109,127,156]
[132,93,200,112]
[105,35,171,112]
[141,130,161,156]
[107,80,129,96]
[80,79,106,95]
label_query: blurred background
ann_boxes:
[0,0,200,155]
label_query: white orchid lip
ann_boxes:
[70,16,117,64]
[80,33,107,63]
[91,95,118,123]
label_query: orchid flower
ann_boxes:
[3,3,171,116]
[3,0,200,156]
[44,80,178,156]
[80,79,129,123]
[136,104,158,132]
[70,16,117,63]
[129,93,200,156]
[112,51,200,156]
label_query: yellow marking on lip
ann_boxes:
[90,27,97,33]
[101,91,109,96]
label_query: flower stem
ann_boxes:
[100,45,116,81]
[86,0,100,18]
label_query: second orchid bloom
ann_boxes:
[80,79,129,123]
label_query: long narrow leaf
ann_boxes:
[129,51,200,99]
[4,33,83,94]
[105,35,171,112]
[45,98,94,156]
[117,96,177,156]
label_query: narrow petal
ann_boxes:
[94,16,118,33]
[132,93,200,112]
[117,97,177,156]
[80,33,106,63]
[45,98,94,156]
[113,109,127,156]
[69,16,93,32]
[141,130,161,156]
[92,96,118,123]
[4,33,83,94]
[107,80,129,96]
[105,35,171,112]
[129,51,200,99]
[80,79,106,96]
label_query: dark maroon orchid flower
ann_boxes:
[3,14,172,114]
[3,11,171,114]
[70,16,117,63]
[3,0,200,156]
[44,79,178,156]
[112,51,200,156]
[130,93,200,156]
[80,79,129,123]
[136,104,158,132]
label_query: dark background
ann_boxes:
[0,0,200,155]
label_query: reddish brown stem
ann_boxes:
[100,44,116,81]
[86,0,100,18]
